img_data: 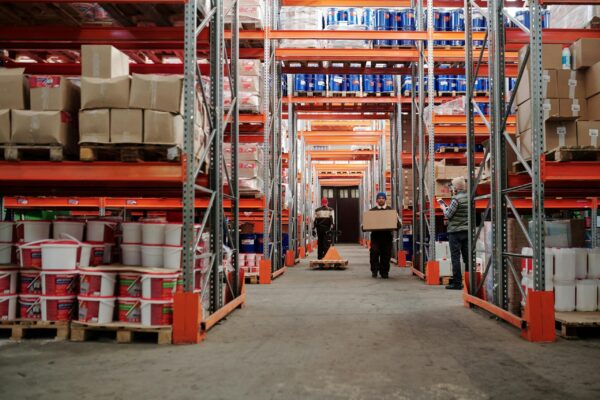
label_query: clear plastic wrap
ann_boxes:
[325,25,371,49]
[548,5,600,28]
[279,7,323,49]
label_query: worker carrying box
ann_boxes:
[362,192,401,279]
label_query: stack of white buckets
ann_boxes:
[121,221,183,269]
[521,247,600,312]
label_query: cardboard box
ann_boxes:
[81,45,130,79]
[586,93,600,120]
[79,109,110,143]
[11,110,71,145]
[81,76,130,109]
[518,44,563,71]
[516,69,558,106]
[129,74,183,114]
[111,109,143,143]
[0,109,9,143]
[559,98,587,120]
[584,61,600,99]
[518,121,577,159]
[570,38,600,70]
[555,70,586,99]
[518,99,559,133]
[29,76,80,112]
[0,68,28,109]
[576,120,600,147]
[362,209,399,231]
[143,110,183,145]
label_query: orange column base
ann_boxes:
[285,250,295,267]
[299,246,306,259]
[307,243,312,253]
[259,259,272,284]
[367,240,371,249]
[173,291,205,344]
[521,290,556,343]
[397,250,407,267]
[463,271,485,306]
[426,260,440,285]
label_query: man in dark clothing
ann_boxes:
[438,177,468,290]
[368,192,400,279]
[313,198,335,259]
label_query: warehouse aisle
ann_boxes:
[2,244,600,400]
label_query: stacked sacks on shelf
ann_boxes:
[279,7,323,48]
[223,0,265,28]
[223,142,265,197]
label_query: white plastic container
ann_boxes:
[163,246,182,270]
[141,245,164,268]
[41,295,76,321]
[40,240,79,270]
[573,248,588,279]
[554,248,576,281]
[576,279,598,312]
[16,220,51,242]
[52,220,85,241]
[140,298,173,326]
[164,223,183,246]
[545,248,554,291]
[140,272,179,299]
[79,269,117,297]
[77,296,115,324]
[0,269,17,294]
[142,222,166,245]
[0,221,14,242]
[79,242,105,268]
[0,294,17,321]
[121,222,142,244]
[588,249,600,279]
[0,243,12,264]
[87,220,117,242]
[120,244,141,266]
[554,280,576,312]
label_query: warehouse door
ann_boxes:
[322,186,360,243]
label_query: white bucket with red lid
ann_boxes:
[140,272,179,299]
[20,270,42,295]
[0,269,17,294]
[19,294,41,320]
[53,220,85,241]
[0,221,14,242]
[163,246,182,270]
[118,273,142,298]
[121,222,142,244]
[0,294,17,321]
[77,295,115,324]
[140,298,173,326]
[79,269,117,297]
[86,220,117,243]
[15,220,51,242]
[79,242,105,267]
[164,223,182,246]
[121,244,141,266]
[41,240,79,270]
[17,240,46,268]
[41,270,78,296]
[117,297,141,323]
[141,245,164,268]
[142,222,166,245]
[41,295,76,321]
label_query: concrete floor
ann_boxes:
[1,244,600,400]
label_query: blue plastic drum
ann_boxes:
[314,74,326,92]
[401,75,412,94]
[375,8,391,29]
[305,74,315,92]
[456,75,467,93]
[515,10,530,29]
[399,8,416,47]
[329,74,346,92]
[438,10,451,45]
[450,9,465,46]
[337,9,348,25]
[347,8,360,25]
[362,8,374,27]
[347,74,361,92]
[472,10,486,46]
[541,9,550,29]
[381,75,394,92]
[326,8,338,26]
[363,75,376,93]
[240,233,256,254]
[294,74,307,92]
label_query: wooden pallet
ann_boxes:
[79,144,181,162]
[555,312,600,339]
[1,145,66,161]
[309,259,349,270]
[545,146,600,162]
[437,146,467,153]
[440,276,452,285]
[245,274,259,284]
[0,320,70,340]
[70,321,172,344]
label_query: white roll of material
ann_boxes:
[576,280,598,312]
[554,280,576,312]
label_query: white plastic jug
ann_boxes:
[554,248,576,281]
[576,280,598,312]
[573,248,588,279]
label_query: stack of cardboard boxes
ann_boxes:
[79,45,206,152]
[223,143,264,196]
[402,167,413,208]
[425,160,471,198]
[517,39,600,158]
[0,68,79,147]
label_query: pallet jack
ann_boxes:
[309,230,348,270]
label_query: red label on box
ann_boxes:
[28,76,63,88]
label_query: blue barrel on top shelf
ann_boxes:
[515,10,530,29]
[347,74,361,93]
[456,75,467,93]
[294,74,307,92]
[314,74,326,92]
[329,74,346,92]
[399,8,416,47]
[438,10,451,46]
[305,74,315,92]
[472,10,486,47]
[362,8,374,28]
[240,233,256,254]
[336,8,349,25]
[401,75,412,95]
[326,8,338,27]
[374,8,392,46]
[388,10,400,46]
[381,74,394,93]
[363,74,376,93]
[348,8,360,25]
[374,74,383,92]
[450,9,465,46]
